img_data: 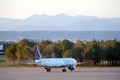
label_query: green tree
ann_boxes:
[115,41,120,65]
[43,44,55,58]
[101,40,120,65]
[5,44,17,65]
[51,52,56,58]
[40,40,52,47]
[38,40,52,57]
[83,41,101,66]
[73,40,84,61]
[58,39,73,56]
[16,39,36,65]
[63,50,72,58]
[43,43,62,58]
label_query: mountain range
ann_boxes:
[0,14,120,31]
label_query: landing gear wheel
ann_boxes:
[70,69,73,71]
[62,69,66,72]
[45,68,51,72]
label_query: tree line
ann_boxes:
[5,39,120,66]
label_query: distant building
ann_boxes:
[0,41,15,55]
[0,44,4,55]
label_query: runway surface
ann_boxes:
[0,67,120,80]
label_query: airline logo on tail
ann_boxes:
[35,45,42,60]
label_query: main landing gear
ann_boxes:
[62,68,66,72]
[45,68,51,72]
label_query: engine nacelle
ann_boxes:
[68,65,76,71]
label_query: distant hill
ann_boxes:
[0,14,120,31]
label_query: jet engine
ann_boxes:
[68,65,76,71]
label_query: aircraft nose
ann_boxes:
[73,59,77,64]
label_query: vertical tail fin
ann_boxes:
[35,45,42,60]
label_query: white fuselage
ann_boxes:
[34,45,77,72]
[35,58,77,68]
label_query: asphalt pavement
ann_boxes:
[0,67,120,80]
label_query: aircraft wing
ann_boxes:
[77,62,88,64]
[20,60,36,64]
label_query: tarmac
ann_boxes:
[0,67,120,80]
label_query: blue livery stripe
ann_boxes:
[35,45,42,60]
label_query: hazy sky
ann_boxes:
[0,0,120,19]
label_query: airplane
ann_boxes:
[34,45,78,72]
